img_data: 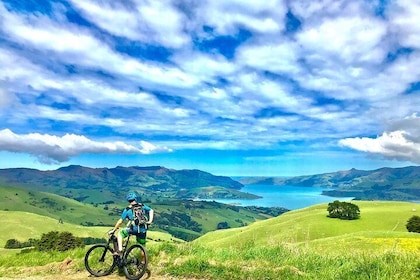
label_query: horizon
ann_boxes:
[1,0,420,176]
[0,163,418,178]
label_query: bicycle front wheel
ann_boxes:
[84,244,116,276]
[123,244,148,280]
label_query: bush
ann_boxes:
[35,231,84,252]
[5,238,38,249]
[217,222,230,230]
[5,239,21,249]
[327,200,360,220]
[406,215,420,233]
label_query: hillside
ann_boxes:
[0,165,257,204]
[0,185,287,241]
[1,202,419,280]
[0,210,179,248]
[239,166,420,201]
[0,185,117,226]
[194,201,420,252]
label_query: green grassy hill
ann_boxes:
[0,185,284,241]
[1,201,419,279]
[0,185,117,226]
[0,210,178,248]
[194,201,420,252]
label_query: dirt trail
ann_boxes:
[0,258,201,280]
[0,272,184,280]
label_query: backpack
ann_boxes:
[131,203,147,231]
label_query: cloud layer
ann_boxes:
[339,114,420,163]
[0,0,419,167]
[0,129,171,164]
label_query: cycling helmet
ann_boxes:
[126,192,137,202]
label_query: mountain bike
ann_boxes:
[84,231,148,280]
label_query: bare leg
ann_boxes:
[117,231,123,252]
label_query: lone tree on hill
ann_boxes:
[406,215,420,233]
[327,200,360,220]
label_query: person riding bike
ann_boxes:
[109,191,154,255]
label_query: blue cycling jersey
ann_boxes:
[121,204,152,233]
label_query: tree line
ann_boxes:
[5,231,105,251]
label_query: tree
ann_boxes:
[217,221,230,230]
[406,215,420,233]
[35,231,84,252]
[327,200,360,220]
[5,239,22,249]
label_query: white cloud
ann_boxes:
[171,51,237,84]
[236,40,301,75]
[388,0,420,49]
[0,3,196,89]
[139,140,173,154]
[297,16,387,64]
[0,129,172,164]
[69,0,190,48]
[339,115,420,163]
[0,81,17,109]
[1,0,420,171]
[197,0,287,35]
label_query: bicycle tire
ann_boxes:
[122,244,148,280]
[84,244,116,276]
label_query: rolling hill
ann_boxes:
[239,166,420,201]
[0,185,287,241]
[153,201,420,280]
[1,201,419,280]
[0,185,117,226]
[0,210,179,249]
[194,201,420,253]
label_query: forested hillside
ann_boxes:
[0,165,256,204]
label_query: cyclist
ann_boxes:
[109,191,154,255]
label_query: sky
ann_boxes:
[0,0,420,176]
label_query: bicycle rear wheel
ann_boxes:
[84,244,116,276]
[123,244,148,280]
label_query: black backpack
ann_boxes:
[131,203,147,228]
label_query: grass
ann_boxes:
[194,201,420,249]
[1,240,418,279]
[0,185,272,239]
[0,185,117,226]
[0,210,180,248]
[0,201,419,279]
[154,242,420,280]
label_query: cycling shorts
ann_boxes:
[120,228,147,245]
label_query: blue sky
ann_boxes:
[0,0,419,176]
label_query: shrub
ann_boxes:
[217,222,230,230]
[4,238,38,249]
[327,200,360,220]
[406,215,420,233]
[35,231,84,252]
[5,239,22,249]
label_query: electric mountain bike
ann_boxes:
[84,231,148,280]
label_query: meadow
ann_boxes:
[0,201,418,279]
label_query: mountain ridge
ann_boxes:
[0,165,248,202]
[238,165,420,201]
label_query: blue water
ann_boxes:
[206,184,354,210]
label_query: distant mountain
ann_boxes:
[0,165,255,203]
[239,166,420,201]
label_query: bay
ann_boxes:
[208,184,355,210]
